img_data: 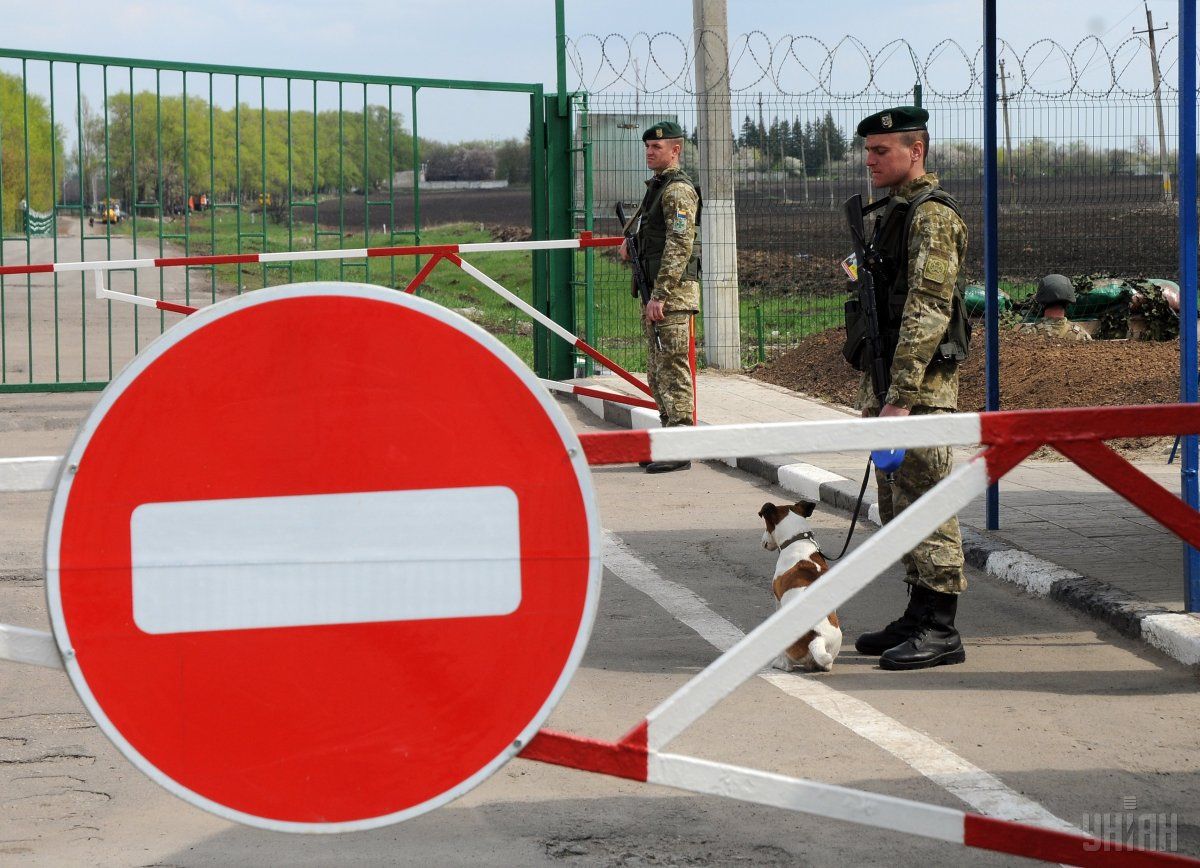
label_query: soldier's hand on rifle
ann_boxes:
[878,403,910,419]
[645,299,666,322]
[619,239,630,262]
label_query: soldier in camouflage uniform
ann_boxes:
[621,120,701,474]
[1016,274,1092,341]
[848,106,971,671]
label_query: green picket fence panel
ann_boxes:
[0,48,557,391]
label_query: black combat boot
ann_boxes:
[854,584,928,655]
[879,588,965,670]
[645,459,691,473]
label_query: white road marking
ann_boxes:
[602,530,1078,833]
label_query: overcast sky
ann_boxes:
[2,0,1182,141]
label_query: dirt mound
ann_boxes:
[487,224,533,243]
[751,329,1181,458]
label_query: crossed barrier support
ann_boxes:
[0,233,686,415]
[514,404,1200,867]
[2,405,1200,863]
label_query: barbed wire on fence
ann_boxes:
[567,32,1188,99]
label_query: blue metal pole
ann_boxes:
[983,0,1001,530]
[1179,0,1199,612]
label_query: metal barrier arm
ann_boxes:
[0,625,62,670]
[49,236,657,402]
[0,456,63,492]
[0,237,625,278]
[0,458,65,669]
[450,254,654,398]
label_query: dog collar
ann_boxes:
[778,530,821,553]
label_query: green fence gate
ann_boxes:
[0,48,583,391]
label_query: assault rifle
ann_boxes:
[843,194,890,407]
[616,201,662,350]
[843,194,904,474]
[615,201,652,306]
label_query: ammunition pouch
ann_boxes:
[842,296,869,371]
[933,285,971,363]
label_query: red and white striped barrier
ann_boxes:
[512,403,1200,867]
[56,234,668,404]
[3,406,1199,862]
[0,236,622,278]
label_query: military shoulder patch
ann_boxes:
[922,256,948,284]
[671,211,689,233]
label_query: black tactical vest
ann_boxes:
[867,187,971,367]
[635,168,702,286]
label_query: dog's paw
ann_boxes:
[810,652,835,672]
[772,654,796,672]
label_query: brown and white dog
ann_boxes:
[758,500,842,672]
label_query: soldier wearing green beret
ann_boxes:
[620,120,701,473]
[1016,274,1092,341]
[849,106,973,671]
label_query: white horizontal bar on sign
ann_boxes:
[130,486,521,635]
[55,258,158,273]
[0,624,63,669]
[650,753,964,844]
[648,414,983,462]
[258,248,369,263]
[457,239,582,253]
[0,456,63,492]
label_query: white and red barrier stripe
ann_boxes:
[0,235,623,278]
[518,402,1200,866]
[539,379,658,411]
[97,286,197,315]
[521,728,1193,866]
[61,233,659,403]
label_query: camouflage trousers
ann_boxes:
[874,406,966,594]
[643,311,694,427]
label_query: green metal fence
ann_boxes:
[566,33,1188,372]
[0,48,566,391]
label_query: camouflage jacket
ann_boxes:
[857,173,969,412]
[649,166,700,312]
[1016,318,1092,341]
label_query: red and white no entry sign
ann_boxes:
[43,282,600,832]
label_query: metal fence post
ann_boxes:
[544,92,575,381]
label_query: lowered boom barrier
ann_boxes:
[3,397,1199,864]
[0,233,673,412]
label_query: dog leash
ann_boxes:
[825,458,875,561]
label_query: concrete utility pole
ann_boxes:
[1134,2,1172,200]
[693,0,741,369]
[998,58,1015,191]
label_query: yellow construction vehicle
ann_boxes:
[90,199,122,226]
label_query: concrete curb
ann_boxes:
[569,393,1200,669]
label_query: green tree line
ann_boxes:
[738,112,849,175]
[85,91,416,209]
[1,72,64,232]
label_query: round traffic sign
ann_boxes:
[45,282,600,831]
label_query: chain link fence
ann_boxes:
[569,32,1184,371]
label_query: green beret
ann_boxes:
[642,120,685,142]
[856,106,929,138]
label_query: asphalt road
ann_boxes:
[0,393,1197,866]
